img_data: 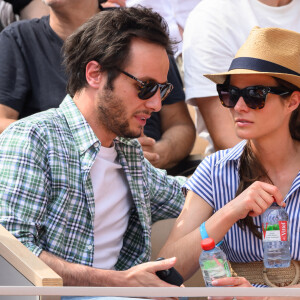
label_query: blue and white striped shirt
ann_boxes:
[184,141,300,263]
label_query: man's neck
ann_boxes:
[258,0,292,6]
[49,2,100,41]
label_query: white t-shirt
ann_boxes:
[90,145,132,270]
[126,0,201,56]
[173,0,201,29]
[183,0,300,147]
[127,0,182,55]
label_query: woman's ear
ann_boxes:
[86,61,102,89]
[287,91,300,112]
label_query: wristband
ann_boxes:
[200,221,223,246]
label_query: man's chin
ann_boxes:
[122,129,143,139]
[130,127,143,138]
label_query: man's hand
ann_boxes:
[138,135,160,166]
[121,257,180,287]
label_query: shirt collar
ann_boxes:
[59,95,141,154]
[215,140,247,166]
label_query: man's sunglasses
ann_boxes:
[121,70,173,101]
[216,84,293,109]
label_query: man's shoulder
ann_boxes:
[1,16,49,37]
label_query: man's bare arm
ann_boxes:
[39,250,179,287]
[195,96,241,150]
[139,101,196,169]
[0,104,19,133]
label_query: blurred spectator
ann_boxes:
[183,0,300,154]
[0,0,103,132]
[0,0,125,28]
[0,0,196,173]
[126,0,201,57]
[138,55,196,171]
[0,0,15,30]
[18,0,50,20]
[173,0,200,34]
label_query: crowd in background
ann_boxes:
[0,0,299,298]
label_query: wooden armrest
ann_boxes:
[0,225,63,287]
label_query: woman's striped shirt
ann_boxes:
[184,140,300,263]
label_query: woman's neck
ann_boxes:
[250,136,299,173]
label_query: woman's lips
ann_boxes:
[235,118,253,126]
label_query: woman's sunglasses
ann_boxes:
[216,84,293,109]
[121,70,173,101]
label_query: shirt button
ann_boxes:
[87,245,93,251]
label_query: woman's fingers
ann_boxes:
[212,276,252,287]
[234,181,283,218]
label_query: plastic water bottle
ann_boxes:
[262,202,291,268]
[199,238,231,287]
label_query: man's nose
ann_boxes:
[145,90,162,112]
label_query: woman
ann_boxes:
[159,26,300,294]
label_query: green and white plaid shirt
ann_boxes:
[0,95,186,270]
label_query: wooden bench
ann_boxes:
[0,225,62,300]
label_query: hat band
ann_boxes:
[229,57,300,76]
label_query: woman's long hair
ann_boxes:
[235,77,300,239]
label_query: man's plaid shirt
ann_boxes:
[0,95,186,270]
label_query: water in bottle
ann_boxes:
[262,202,291,268]
[199,238,231,287]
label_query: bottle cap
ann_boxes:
[201,237,215,251]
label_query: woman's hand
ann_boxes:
[212,276,253,287]
[208,277,260,300]
[229,181,284,221]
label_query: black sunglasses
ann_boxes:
[217,84,293,109]
[121,70,173,101]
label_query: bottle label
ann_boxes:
[201,258,231,286]
[262,221,288,242]
[223,260,231,277]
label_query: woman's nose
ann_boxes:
[234,96,250,111]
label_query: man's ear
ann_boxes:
[287,91,300,113]
[86,61,102,89]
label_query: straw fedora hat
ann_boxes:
[204,26,300,88]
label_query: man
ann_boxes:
[0,6,185,289]
[183,0,300,153]
[0,0,195,171]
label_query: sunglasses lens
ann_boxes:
[138,82,173,101]
[217,85,266,109]
[160,83,173,101]
[244,87,266,109]
[138,82,158,100]
[217,85,238,108]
